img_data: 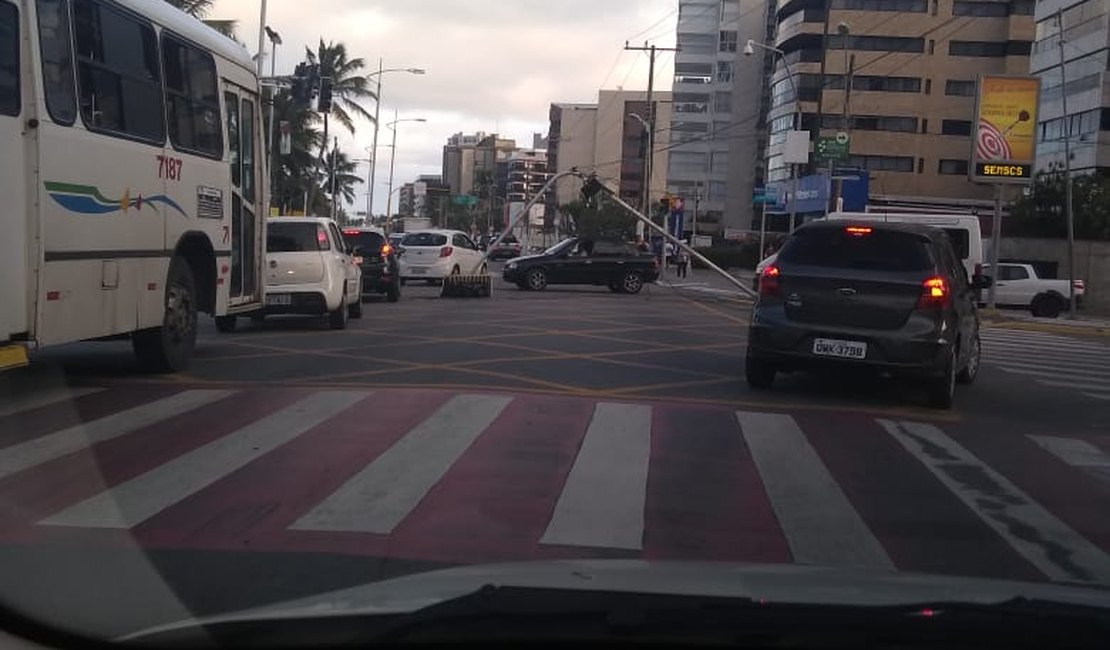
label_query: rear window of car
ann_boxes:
[267,222,327,253]
[778,227,934,272]
[402,232,448,247]
[343,230,385,253]
[941,228,970,260]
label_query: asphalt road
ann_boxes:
[1,267,1109,639]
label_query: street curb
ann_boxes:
[980,310,1110,338]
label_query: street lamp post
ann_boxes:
[264,26,281,213]
[384,112,427,234]
[366,62,425,221]
[745,39,804,233]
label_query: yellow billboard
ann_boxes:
[971,75,1040,184]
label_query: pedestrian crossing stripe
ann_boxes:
[980,329,1110,401]
[2,387,1109,585]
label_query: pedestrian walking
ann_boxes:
[676,244,689,279]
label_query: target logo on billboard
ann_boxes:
[970,76,1040,184]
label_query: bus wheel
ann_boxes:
[133,256,198,372]
[214,315,237,333]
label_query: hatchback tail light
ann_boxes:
[316,226,330,250]
[759,265,781,297]
[380,243,393,257]
[439,246,454,258]
[917,276,950,310]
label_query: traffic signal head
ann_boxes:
[291,63,310,106]
[317,76,333,113]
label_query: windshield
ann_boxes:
[267,221,326,252]
[778,227,934,272]
[401,232,448,247]
[4,1,1110,646]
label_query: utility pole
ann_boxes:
[625,41,679,240]
[329,136,338,222]
[1058,8,1077,319]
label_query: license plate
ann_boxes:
[813,338,867,359]
[266,293,291,306]
[409,267,427,274]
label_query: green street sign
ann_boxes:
[452,194,478,207]
[816,132,850,162]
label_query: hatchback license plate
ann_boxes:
[409,267,427,274]
[813,338,867,359]
[266,293,291,306]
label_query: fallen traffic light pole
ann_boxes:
[441,170,757,299]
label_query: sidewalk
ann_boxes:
[654,266,757,300]
[980,307,1110,337]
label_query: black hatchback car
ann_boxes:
[342,228,401,303]
[745,222,991,409]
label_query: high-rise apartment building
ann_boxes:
[546,91,673,213]
[1031,0,1110,175]
[763,0,1033,212]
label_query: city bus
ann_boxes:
[0,0,266,371]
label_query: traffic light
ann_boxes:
[317,75,333,113]
[291,63,310,106]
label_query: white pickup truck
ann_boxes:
[983,263,1085,318]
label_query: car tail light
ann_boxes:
[343,229,359,236]
[1073,279,1085,290]
[317,226,330,250]
[917,276,950,310]
[380,243,393,257]
[439,246,454,258]
[845,226,872,236]
[759,265,781,297]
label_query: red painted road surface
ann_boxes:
[0,386,1108,586]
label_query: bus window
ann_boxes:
[0,2,17,117]
[35,0,76,124]
[73,0,164,142]
[225,91,240,187]
[162,34,222,158]
[240,98,255,203]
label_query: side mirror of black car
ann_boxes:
[972,274,993,290]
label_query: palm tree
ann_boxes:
[270,90,323,214]
[162,0,238,39]
[322,148,364,209]
[302,40,375,211]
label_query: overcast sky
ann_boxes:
[212,0,677,215]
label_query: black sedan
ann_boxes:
[744,221,991,409]
[343,228,401,302]
[502,237,660,294]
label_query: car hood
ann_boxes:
[503,253,549,265]
[122,560,1110,639]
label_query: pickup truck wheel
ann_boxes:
[956,333,980,385]
[132,255,197,373]
[329,297,349,330]
[526,268,548,291]
[214,315,237,333]
[1031,294,1065,318]
[621,271,644,294]
[348,296,363,319]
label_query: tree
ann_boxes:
[1010,167,1110,241]
[270,90,323,214]
[322,148,364,208]
[161,0,238,39]
[302,40,375,210]
[560,198,637,240]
